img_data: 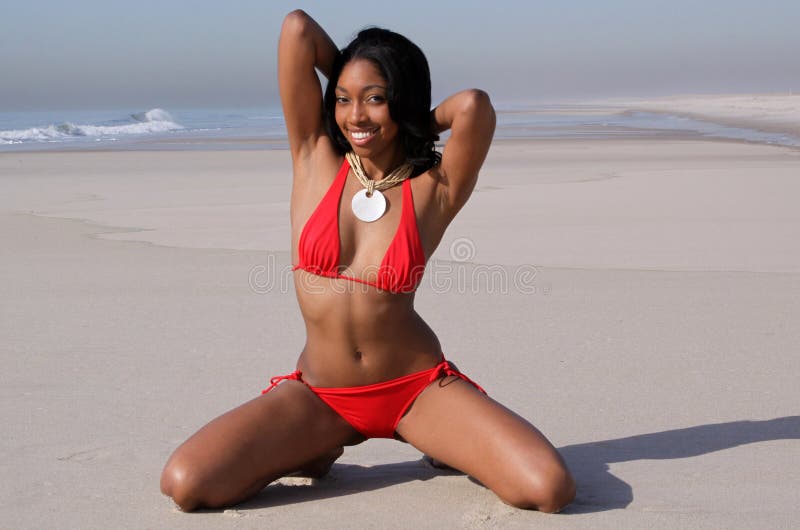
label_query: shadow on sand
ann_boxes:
[229,416,799,513]
[236,459,458,510]
[561,416,800,513]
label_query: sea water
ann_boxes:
[0,107,288,151]
[1,105,798,152]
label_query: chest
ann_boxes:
[292,166,438,265]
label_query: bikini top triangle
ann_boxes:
[293,157,426,293]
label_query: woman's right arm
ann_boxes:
[278,10,338,161]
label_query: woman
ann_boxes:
[160,9,575,513]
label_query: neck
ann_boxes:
[357,145,406,181]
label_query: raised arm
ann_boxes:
[278,10,339,160]
[431,89,496,215]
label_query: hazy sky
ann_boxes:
[2,0,798,111]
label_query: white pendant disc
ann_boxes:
[351,189,386,222]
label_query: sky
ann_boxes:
[1,0,799,111]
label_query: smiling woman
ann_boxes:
[334,60,401,162]
[159,8,575,514]
[324,27,440,173]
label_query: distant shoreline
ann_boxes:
[2,94,799,152]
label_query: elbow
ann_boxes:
[465,88,492,105]
[282,9,312,37]
[460,89,496,127]
[463,89,494,113]
[285,8,310,23]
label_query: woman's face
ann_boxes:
[334,59,400,161]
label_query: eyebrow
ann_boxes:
[335,84,387,93]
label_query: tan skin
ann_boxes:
[160,9,576,513]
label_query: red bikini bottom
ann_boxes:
[262,359,486,439]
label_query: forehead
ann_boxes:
[336,59,387,91]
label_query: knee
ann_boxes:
[160,453,205,512]
[502,464,576,513]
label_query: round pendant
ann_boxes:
[351,189,386,222]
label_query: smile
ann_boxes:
[349,128,378,141]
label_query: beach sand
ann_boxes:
[2,134,799,528]
[621,93,800,137]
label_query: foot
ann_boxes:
[292,447,344,478]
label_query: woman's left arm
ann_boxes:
[431,89,496,215]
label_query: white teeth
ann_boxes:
[351,129,375,140]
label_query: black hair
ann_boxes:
[324,27,441,175]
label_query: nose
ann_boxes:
[349,101,367,124]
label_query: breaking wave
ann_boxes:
[0,108,183,145]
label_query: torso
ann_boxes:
[290,139,451,387]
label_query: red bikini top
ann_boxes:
[293,158,426,294]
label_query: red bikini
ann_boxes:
[292,157,426,294]
[265,157,485,439]
[263,360,485,439]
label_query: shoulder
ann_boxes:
[292,135,342,181]
[408,165,453,232]
[289,141,344,229]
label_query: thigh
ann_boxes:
[395,377,575,512]
[161,380,362,510]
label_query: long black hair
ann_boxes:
[324,27,441,175]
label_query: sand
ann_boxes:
[2,133,799,528]
[618,93,800,137]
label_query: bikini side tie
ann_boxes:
[262,370,303,394]
[431,361,487,394]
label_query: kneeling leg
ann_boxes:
[160,381,360,511]
[396,378,575,513]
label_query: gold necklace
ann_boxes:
[346,151,413,222]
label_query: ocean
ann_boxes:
[1,105,798,152]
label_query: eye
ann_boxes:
[335,96,350,104]
[366,94,385,103]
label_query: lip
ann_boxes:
[347,127,378,146]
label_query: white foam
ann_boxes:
[131,108,176,123]
[0,108,183,145]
